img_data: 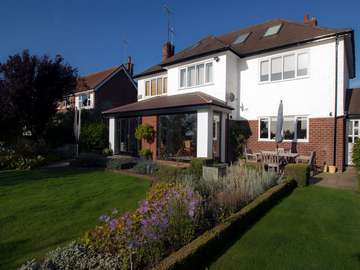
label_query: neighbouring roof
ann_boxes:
[76,65,123,93]
[346,88,360,116]
[134,18,354,79]
[102,91,233,116]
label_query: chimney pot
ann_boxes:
[126,56,134,76]
[304,14,318,27]
[162,41,175,62]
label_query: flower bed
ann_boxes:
[20,163,283,270]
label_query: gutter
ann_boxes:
[333,34,339,167]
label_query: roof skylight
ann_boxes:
[263,24,282,37]
[233,32,250,44]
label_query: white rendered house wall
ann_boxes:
[235,38,348,121]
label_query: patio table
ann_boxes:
[260,151,299,164]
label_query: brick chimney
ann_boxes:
[162,41,175,61]
[126,56,134,76]
[304,14,318,27]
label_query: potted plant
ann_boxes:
[139,148,152,160]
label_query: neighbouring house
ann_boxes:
[58,57,137,112]
[103,15,357,171]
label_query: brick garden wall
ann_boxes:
[141,116,157,160]
[241,117,345,171]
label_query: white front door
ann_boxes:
[346,119,360,165]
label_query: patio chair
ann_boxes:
[245,147,260,162]
[261,151,281,173]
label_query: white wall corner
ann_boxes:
[196,109,213,158]
[109,117,116,154]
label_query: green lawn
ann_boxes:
[210,186,360,270]
[0,168,150,269]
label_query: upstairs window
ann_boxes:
[145,76,167,97]
[145,81,150,96]
[259,52,309,83]
[283,54,295,79]
[179,61,213,89]
[79,94,91,108]
[297,53,309,76]
[271,57,282,81]
[264,24,282,37]
[180,69,186,88]
[187,66,196,87]
[260,60,269,82]
[163,77,168,93]
[205,63,213,83]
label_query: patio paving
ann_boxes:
[310,167,359,191]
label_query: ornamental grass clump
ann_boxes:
[82,182,203,269]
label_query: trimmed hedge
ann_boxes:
[106,157,136,170]
[155,165,190,182]
[284,163,310,187]
[190,158,213,179]
[154,180,297,270]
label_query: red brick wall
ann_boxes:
[242,117,345,171]
[141,116,157,160]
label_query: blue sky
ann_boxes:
[1,0,360,87]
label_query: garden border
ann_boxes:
[154,180,297,270]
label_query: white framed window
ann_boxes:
[297,53,309,76]
[144,76,168,97]
[259,116,308,141]
[283,54,295,79]
[180,69,186,88]
[78,94,91,108]
[179,61,213,89]
[271,57,282,81]
[264,24,282,37]
[205,62,213,83]
[187,66,196,87]
[260,60,269,82]
[196,64,204,85]
[259,52,309,83]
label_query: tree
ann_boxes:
[0,50,77,142]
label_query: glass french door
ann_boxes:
[213,112,221,160]
[115,117,140,155]
[347,119,360,165]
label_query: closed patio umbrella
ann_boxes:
[275,100,283,144]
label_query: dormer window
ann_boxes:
[264,24,282,37]
[233,33,250,44]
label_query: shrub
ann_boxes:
[352,139,360,170]
[284,163,310,187]
[190,158,213,179]
[80,122,108,152]
[19,241,124,270]
[187,163,279,223]
[229,121,251,160]
[135,124,155,143]
[132,160,159,175]
[139,148,152,159]
[155,165,190,182]
[106,157,136,170]
[71,153,105,168]
[0,154,46,170]
[82,182,203,269]
[102,148,113,156]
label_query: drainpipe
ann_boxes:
[333,34,339,166]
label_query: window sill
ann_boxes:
[258,75,310,85]
[179,82,214,90]
[258,138,309,143]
